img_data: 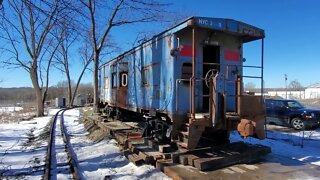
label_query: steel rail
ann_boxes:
[44,109,64,180]
[44,109,83,180]
[60,110,83,180]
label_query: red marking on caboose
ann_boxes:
[179,45,196,57]
[224,50,240,61]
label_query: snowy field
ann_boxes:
[0,107,24,113]
[1,108,320,179]
[0,106,36,124]
[0,108,170,179]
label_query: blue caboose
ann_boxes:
[100,17,265,149]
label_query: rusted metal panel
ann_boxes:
[117,87,127,108]
[117,72,128,108]
[237,95,266,139]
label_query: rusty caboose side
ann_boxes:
[99,16,265,150]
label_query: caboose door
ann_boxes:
[202,45,220,112]
[117,72,128,108]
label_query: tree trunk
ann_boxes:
[30,65,44,117]
[93,52,100,113]
[66,72,72,107]
[36,90,45,116]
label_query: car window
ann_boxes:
[274,101,284,108]
[287,101,304,109]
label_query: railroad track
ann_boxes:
[44,109,83,180]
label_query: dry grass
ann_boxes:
[0,103,36,124]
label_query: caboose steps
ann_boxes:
[176,122,205,150]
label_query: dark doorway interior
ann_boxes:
[202,45,220,112]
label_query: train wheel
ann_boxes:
[144,117,172,143]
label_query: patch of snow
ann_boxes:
[0,107,23,113]
[0,116,51,178]
[63,108,170,179]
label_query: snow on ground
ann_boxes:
[0,115,51,178]
[0,107,23,113]
[0,106,36,124]
[63,108,170,180]
[230,126,320,166]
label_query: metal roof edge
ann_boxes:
[100,16,265,68]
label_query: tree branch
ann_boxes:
[97,0,124,51]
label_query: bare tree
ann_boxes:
[288,80,303,90]
[80,0,168,112]
[69,35,93,106]
[245,82,256,91]
[0,0,67,116]
[56,31,94,107]
[53,21,78,107]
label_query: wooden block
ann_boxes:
[162,153,172,160]
[187,154,200,166]
[123,150,145,166]
[138,151,152,163]
[171,152,184,163]
[114,132,127,145]
[156,159,173,171]
[193,156,224,171]
[159,144,171,153]
[127,138,144,149]
[129,154,144,166]
[179,155,189,165]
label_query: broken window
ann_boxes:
[142,68,149,85]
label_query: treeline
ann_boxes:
[0,87,35,105]
[0,83,93,106]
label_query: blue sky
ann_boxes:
[1,0,319,88]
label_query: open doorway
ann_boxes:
[202,45,220,112]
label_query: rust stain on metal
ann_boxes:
[144,84,151,90]
[238,95,266,139]
[118,87,127,107]
[143,63,159,69]
[168,34,172,49]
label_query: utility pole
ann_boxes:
[285,74,288,99]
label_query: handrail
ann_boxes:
[175,61,264,115]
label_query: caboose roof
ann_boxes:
[101,16,264,67]
[159,16,265,42]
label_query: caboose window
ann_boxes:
[181,63,192,79]
[142,68,149,85]
[120,73,128,87]
[112,73,117,88]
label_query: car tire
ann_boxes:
[291,117,305,130]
